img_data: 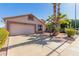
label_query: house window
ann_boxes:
[38,25,42,31]
[28,15,34,21]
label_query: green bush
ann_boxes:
[0,28,9,48]
[58,19,71,33]
[65,28,76,37]
[46,22,54,32]
[55,27,61,33]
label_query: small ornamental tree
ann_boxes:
[46,22,55,36]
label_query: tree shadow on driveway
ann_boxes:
[7,35,49,50]
[0,35,65,53]
[7,35,64,52]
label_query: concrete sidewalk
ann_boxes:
[42,34,79,56]
[59,36,79,56]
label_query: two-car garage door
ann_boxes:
[9,23,35,36]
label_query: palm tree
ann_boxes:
[57,3,61,21]
[47,3,67,36]
[53,3,57,23]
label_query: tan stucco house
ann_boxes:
[3,14,46,36]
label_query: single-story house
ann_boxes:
[3,14,46,36]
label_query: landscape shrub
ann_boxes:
[65,28,76,37]
[58,19,71,33]
[55,27,61,33]
[0,28,9,48]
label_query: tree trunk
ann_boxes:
[52,3,61,36]
[57,3,61,27]
[57,3,61,21]
[53,3,57,28]
[53,3,56,23]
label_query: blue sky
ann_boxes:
[0,3,79,27]
[61,3,75,19]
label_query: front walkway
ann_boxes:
[6,33,75,56]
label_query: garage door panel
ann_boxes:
[9,23,35,35]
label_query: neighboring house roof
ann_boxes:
[3,14,46,26]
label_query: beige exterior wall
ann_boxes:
[35,18,45,32]
[6,16,36,24]
[5,15,46,35]
[5,15,46,32]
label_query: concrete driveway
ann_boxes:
[7,34,71,56]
